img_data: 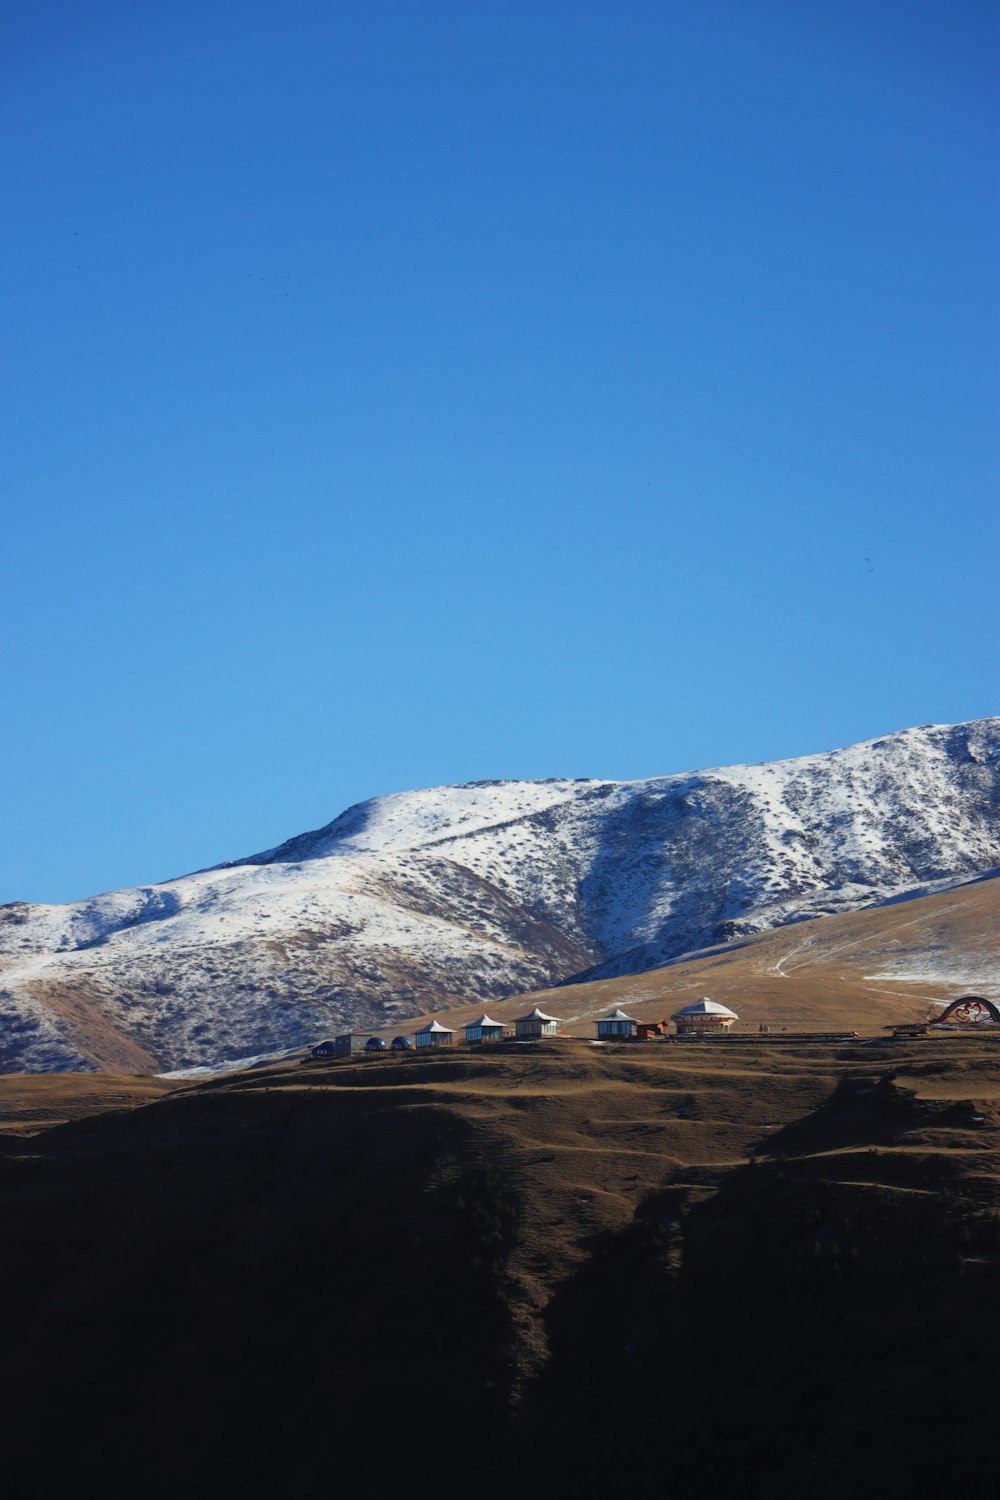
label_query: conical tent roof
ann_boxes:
[671,996,738,1019]
[416,1018,455,1034]
[516,1006,559,1022]
[467,1014,502,1028]
[602,1007,635,1022]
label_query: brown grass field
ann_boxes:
[406,872,1000,1040]
[0,1070,176,1139]
[1,1026,999,1498]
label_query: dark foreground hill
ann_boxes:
[2,1038,999,1498]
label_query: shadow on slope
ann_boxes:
[0,1086,520,1500]
[575,778,765,975]
[2,1050,998,1499]
[519,1073,1000,1499]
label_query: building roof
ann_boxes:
[516,1007,560,1023]
[671,996,739,1019]
[415,1019,455,1035]
[467,1014,503,1028]
[600,1007,636,1022]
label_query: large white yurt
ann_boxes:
[671,997,738,1034]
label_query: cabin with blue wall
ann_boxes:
[596,1007,637,1040]
[415,1019,455,1049]
[515,1007,560,1039]
[464,1014,506,1043]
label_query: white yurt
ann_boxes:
[671,997,738,1034]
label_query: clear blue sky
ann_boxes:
[3,0,997,904]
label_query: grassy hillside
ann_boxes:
[405,871,1000,1040]
[0,1069,175,1138]
[2,1036,999,1497]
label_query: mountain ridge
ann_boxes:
[2,716,998,1072]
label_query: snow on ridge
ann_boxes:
[158,1045,303,1080]
[318,778,598,856]
[237,717,1000,869]
[229,777,603,867]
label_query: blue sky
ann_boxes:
[3,0,997,904]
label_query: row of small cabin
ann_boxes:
[313,998,739,1058]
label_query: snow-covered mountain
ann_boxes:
[2,718,998,1072]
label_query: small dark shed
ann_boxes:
[334,1033,370,1057]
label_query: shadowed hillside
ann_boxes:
[1,1039,998,1497]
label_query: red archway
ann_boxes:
[935,995,1000,1025]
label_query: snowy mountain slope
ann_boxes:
[1,718,998,1072]
[0,849,596,1072]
